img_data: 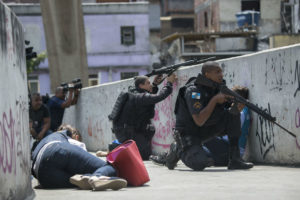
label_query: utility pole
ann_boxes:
[40,0,88,93]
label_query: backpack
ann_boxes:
[108,91,129,123]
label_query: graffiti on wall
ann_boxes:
[264,52,293,91]
[0,98,29,175]
[294,60,300,97]
[0,109,16,174]
[151,78,180,149]
[0,5,26,79]
[10,12,25,79]
[87,118,105,148]
[0,4,7,54]
[294,61,300,149]
[152,94,175,149]
[255,103,275,159]
[296,108,300,129]
[15,98,30,173]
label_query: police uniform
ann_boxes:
[174,81,242,170]
[113,82,173,160]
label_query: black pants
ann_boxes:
[114,126,155,160]
[180,111,241,170]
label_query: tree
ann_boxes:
[26,51,47,73]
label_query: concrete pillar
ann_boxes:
[40,0,88,93]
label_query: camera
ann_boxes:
[25,40,37,60]
[72,78,82,90]
[60,82,69,92]
[60,78,82,92]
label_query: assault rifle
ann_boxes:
[146,57,216,77]
[195,73,296,138]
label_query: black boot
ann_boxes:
[228,146,253,170]
[165,142,181,170]
[149,153,167,166]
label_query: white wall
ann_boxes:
[0,3,34,200]
[64,44,300,165]
[64,80,133,151]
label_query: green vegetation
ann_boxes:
[26,51,47,73]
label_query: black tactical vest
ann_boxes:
[114,89,155,130]
[175,78,222,135]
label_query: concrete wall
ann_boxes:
[194,0,220,32]
[219,0,240,31]
[162,0,194,15]
[0,3,34,200]
[270,34,300,48]
[259,0,281,37]
[216,37,248,51]
[64,44,300,165]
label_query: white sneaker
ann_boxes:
[69,174,92,190]
[95,151,108,157]
[88,176,127,191]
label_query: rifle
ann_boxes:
[195,73,296,138]
[145,57,216,77]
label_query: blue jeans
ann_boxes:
[37,142,116,188]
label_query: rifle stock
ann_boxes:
[195,74,296,137]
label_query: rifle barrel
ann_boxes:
[146,57,216,77]
[273,121,296,138]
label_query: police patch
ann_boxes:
[191,92,201,99]
[193,102,202,109]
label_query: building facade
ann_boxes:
[7,2,151,95]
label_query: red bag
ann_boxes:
[106,140,150,186]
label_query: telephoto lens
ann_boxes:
[60,82,69,92]
[72,78,82,89]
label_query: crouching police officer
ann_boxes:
[110,73,177,160]
[165,61,253,170]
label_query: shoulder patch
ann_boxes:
[191,92,201,99]
[193,102,202,109]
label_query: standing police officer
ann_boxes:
[111,73,177,160]
[165,61,253,170]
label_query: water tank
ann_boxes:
[236,10,260,28]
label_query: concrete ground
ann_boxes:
[32,160,300,200]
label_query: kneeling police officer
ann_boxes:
[109,73,177,160]
[165,61,253,170]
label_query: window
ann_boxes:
[121,26,135,45]
[204,12,208,27]
[171,18,194,28]
[211,10,214,25]
[241,0,260,11]
[120,72,138,80]
[88,74,98,86]
[28,76,39,93]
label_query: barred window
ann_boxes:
[121,26,135,46]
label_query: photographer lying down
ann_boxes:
[47,79,81,132]
[31,124,127,191]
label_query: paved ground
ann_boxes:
[32,159,300,200]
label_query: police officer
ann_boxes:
[165,61,253,170]
[112,73,177,160]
